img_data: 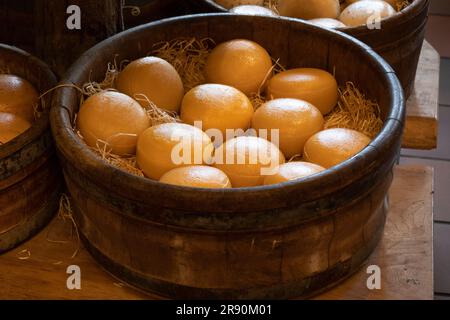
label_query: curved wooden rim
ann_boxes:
[199,0,429,33]
[0,44,58,159]
[50,14,404,211]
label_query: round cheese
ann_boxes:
[339,0,396,27]
[137,123,214,180]
[278,0,341,19]
[0,112,31,144]
[77,91,150,155]
[251,98,324,158]
[0,74,38,122]
[159,165,232,188]
[116,56,184,112]
[214,136,285,187]
[266,68,339,115]
[263,161,325,185]
[309,18,347,28]
[303,128,371,168]
[205,39,273,95]
[180,84,254,138]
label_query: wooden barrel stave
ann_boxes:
[65,172,390,299]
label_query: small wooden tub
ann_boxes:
[193,0,429,99]
[0,45,62,252]
[51,15,405,299]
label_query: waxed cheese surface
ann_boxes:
[0,112,31,144]
[214,136,286,187]
[205,39,273,95]
[77,91,150,155]
[0,74,38,122]
[159,165,232,188]
[264,161,325,185]
[266,68,338,115]
[251,98,324,158]
[278,0,341,19]
[137,123,214,180]
[303,128,371,168]
[339,1,396,27]
[116,56,184,112]
[181,83,254,137]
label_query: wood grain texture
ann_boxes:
[0,0,36,54]
[316,165,433,300]
[403,41,439,150]
[0,165,432,300]
[34,0,121,76]
[122,0,191,29]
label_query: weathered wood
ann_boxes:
[122,0,192,28]
[195,0,430,99]
[403,41,439,150]
[0,44,63,253]
[49,15,405,299]
[0,165,432,300]
[34,0,122,76]
[0,1,36,54]
[316,165,433,300]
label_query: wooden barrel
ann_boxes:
[0,45,62,252]
[50,15,405,299]
[192,0,429,99]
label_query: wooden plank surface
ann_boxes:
[403,41,440,150]
[0,164,433,300]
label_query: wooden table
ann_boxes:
[403,41,440,150]
[0,165,433,300]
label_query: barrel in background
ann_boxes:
[0,44,63,253]
[192,0,430,99]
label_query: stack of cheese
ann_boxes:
[215,0,402,28]
[0,74,38,145]
[76,39,372,189]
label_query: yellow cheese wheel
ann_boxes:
[116,56,184,112]
[137,123,214,180]
[0,74,38,122]
[309,18,347,28]
[303,128,371,168]
[215,0,264,9]
[251,98,323,158]
[205,39,273,95]
[159,165,232,188]
[266,68,338,115]
[180,84,254,138]
[0,112,31,144]
[77,91,150,156]
[263,161,325,185]
[346,0,398,9]
[339,0,396,27]
[214,136,285,187]
[278,0,341,19]
[230,5,278,16]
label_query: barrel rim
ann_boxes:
[0,44,58,159]
[199,0,429,32]
[50,14,404,208]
